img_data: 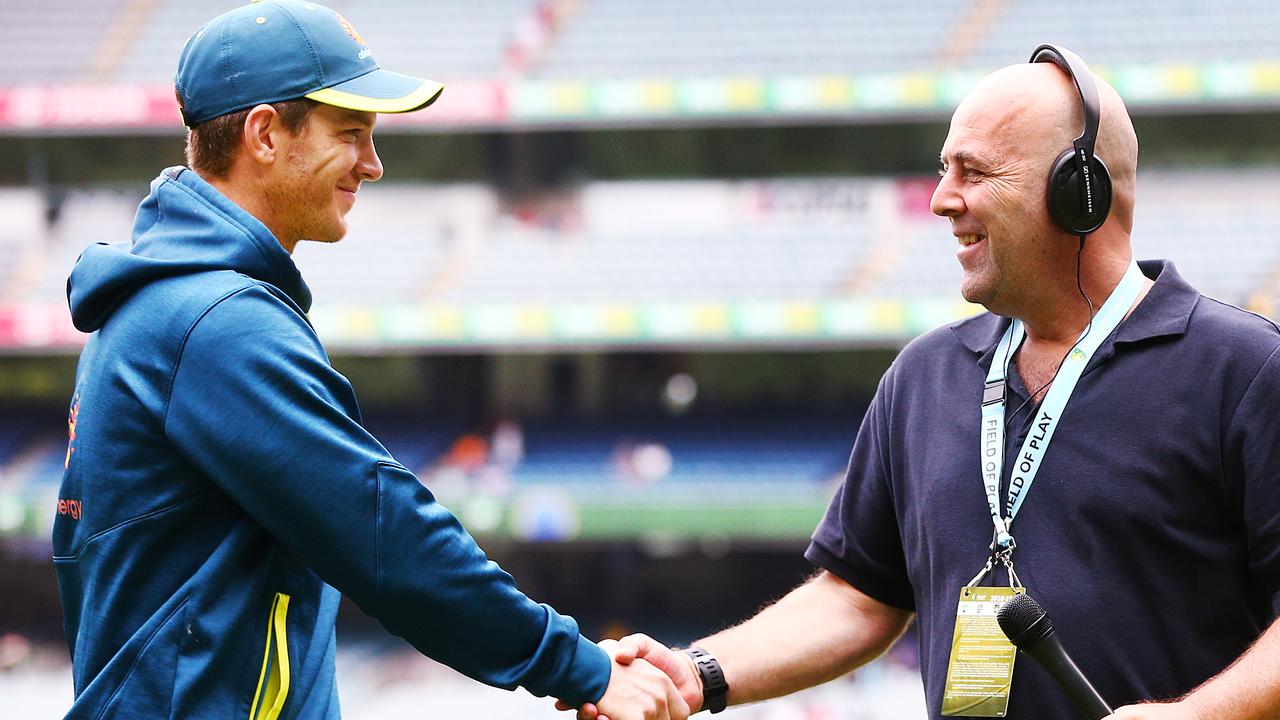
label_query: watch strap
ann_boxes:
[684,647,728,714]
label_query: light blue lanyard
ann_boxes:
[981,261,1145,550]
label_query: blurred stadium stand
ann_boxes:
[0,190,45,305]
[3,170,1278,311]
[0,0,127,84]
[0,409,853,521]
[0,0,537,86]
[964,0,1280,69]
[500,414,853,485]
[296,184,496,303]
[536,1,967,78]
[0,409,46,469]
[118,0,538,83]
[5,0,1279,86]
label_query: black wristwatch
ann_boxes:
[684,647,729,714]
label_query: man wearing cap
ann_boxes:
[54,3,686,719]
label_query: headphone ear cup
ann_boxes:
[1046,151,1112,235]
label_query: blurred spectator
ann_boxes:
[442,432,488,474]
[0,633,32,672]
[611,440,672,483]
[490,419,525,470]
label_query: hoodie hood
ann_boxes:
[68,167,312,332]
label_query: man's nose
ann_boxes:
[930,171,963,218]
[358,139,384,182]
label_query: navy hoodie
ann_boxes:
[56,167,610,719]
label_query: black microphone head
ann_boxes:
[997,592,1056,648]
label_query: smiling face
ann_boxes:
[930,65,1076,315]
[263,104,383,249]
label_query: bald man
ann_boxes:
[564,50,1280,720]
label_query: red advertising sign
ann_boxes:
[0,305,85,349]
[0,86,181,130]
[0,80,506,131]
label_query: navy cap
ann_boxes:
[175,0,444,127]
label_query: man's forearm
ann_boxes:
[1181,616,1280,719]
[1108,615,1280,720]
[692,571,912,708]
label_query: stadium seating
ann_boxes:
[10,170,1280,311]
[865,220,964,299]
[510,414,854,487]
[0,411,852,490]
[445,224,873,303]
[326,172,1280,309]
[6,0,1280,87]
[0,190,46,304]
[2,0,541,86]
[125,0,540,84]
[293,184,497,304]
[965,0,1280,70]
[20,191,140,307]
[0,411,46,469]
[0,0,126,84]
[536,1,965,79]
[1127,170,1280,301]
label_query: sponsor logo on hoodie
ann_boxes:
[65,393,79,469]
[57,498,83,521]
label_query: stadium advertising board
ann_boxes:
[0,298,979,352]
[3,62,1279,132]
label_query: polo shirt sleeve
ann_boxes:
[805,365,914,611]
[1228,344,1280,593]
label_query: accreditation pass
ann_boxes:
[941,586,1023,717]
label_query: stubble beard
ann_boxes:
[958,246,998,308]
[273,150,347,246]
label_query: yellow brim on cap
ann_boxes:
[305,79,444,114]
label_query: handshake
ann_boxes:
[555,634,710,720]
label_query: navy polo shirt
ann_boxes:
[808,260,1280,719]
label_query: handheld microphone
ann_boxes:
[996,593,1113,720]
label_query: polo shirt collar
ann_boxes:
[950,259,1200,367]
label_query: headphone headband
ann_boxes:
[1029,44,1101,165]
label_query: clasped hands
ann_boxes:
[556,635,702,720]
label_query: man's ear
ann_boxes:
[242,104,284,166]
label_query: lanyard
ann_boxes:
[980,261,1144,550]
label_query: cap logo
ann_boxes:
[335,14,366,46]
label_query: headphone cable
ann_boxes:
[1005,235,1094,424]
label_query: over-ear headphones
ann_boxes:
[1029,44,1112,236]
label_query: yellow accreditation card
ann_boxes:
[941,586,1024,717]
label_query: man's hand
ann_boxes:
[559,635,702,720]
[612,634,703,713]
[1105,700,1204,720]
[558,639,690,720]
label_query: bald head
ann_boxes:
[953,62,1138,234]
